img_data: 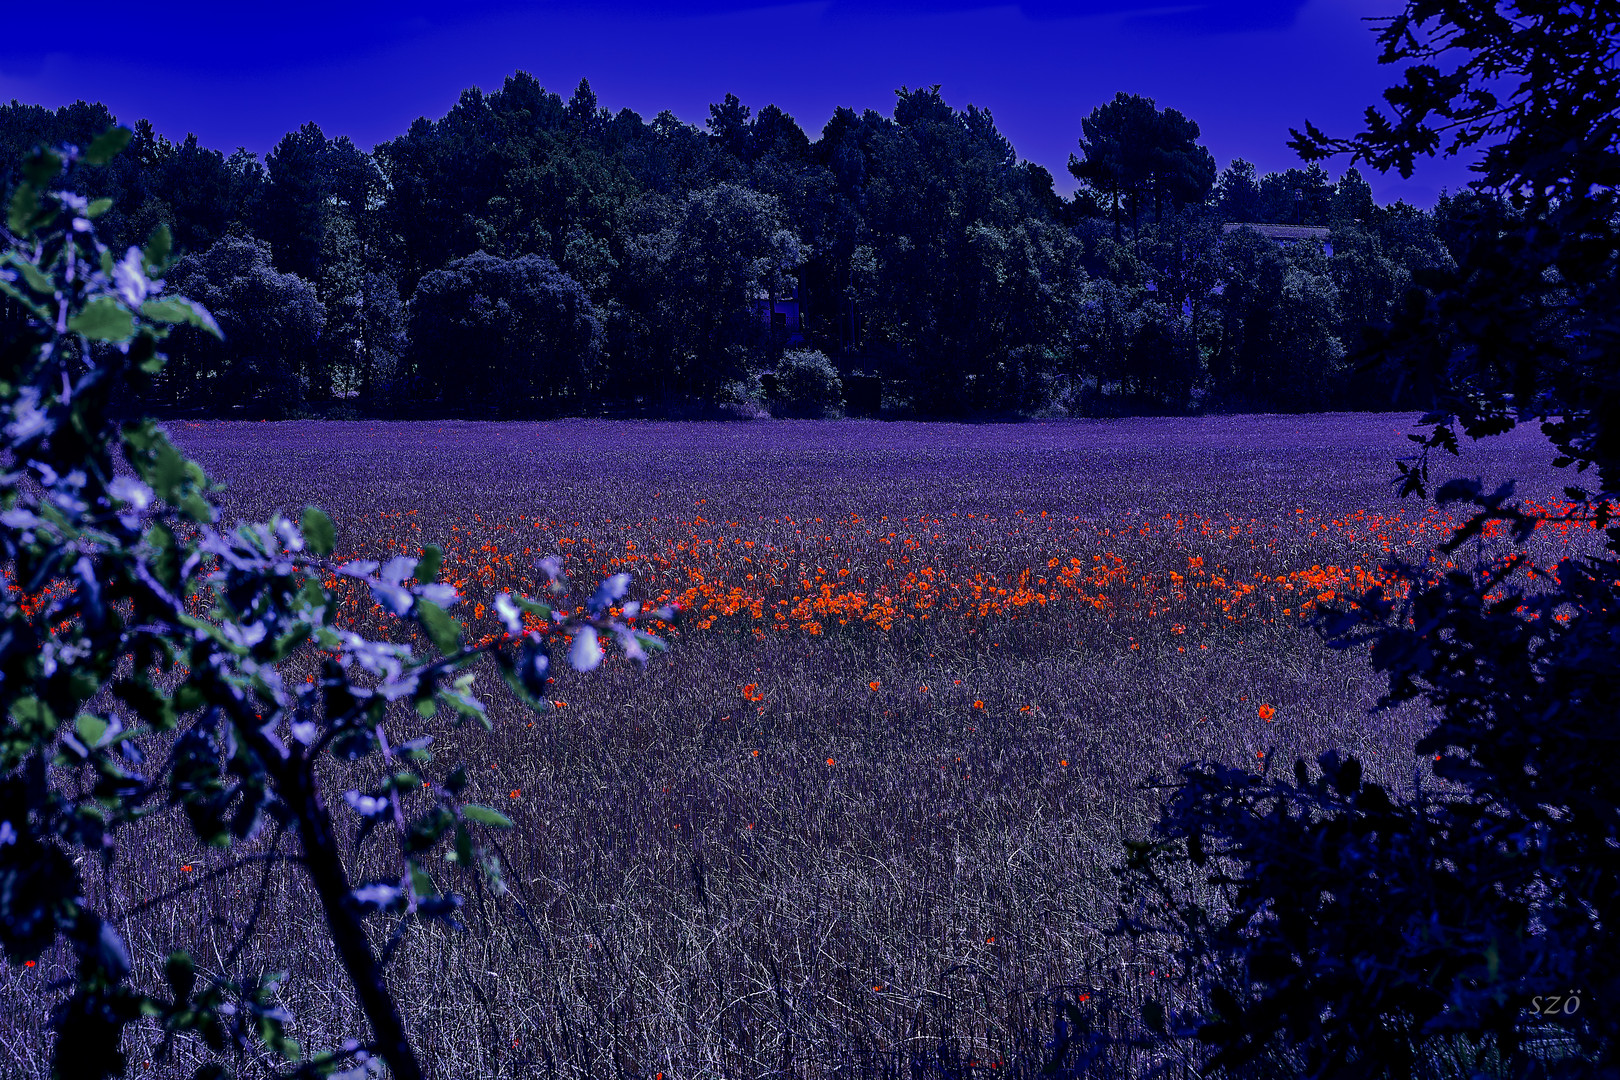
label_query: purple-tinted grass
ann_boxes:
[1,415,1592,1079]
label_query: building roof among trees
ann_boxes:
[1221,222,1332,240]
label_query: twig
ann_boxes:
[112,853,304,923]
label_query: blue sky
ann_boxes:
[1,0,1476,206]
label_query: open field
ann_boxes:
[1,414,1601,1079]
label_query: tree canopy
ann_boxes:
[2,81,1472,420]
[1069,92,1217,239]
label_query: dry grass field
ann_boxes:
[0,414,1597,1079]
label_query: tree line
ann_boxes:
[0,83,1507,419]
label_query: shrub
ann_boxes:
[715,374,771,420]
[768,348,843,419]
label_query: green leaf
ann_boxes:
[142,296,222,339]
[147,520,181,591]
[67,666,99,704]
[454,822,474,866]
[75,713,110,748]
[301,506,335,556]
[181,493,213,524]
[416,600,462,654]
[3,254,55,296]
[409,861,436,898]
[272,623,310,660]
[497,652,539,708]
[11,696,58,735]
[296,579,328,624]
[85,197,113,218]
[142,436,190,503]
[21,150,61,187]
[113,676,177,731]
[8,183,39,237]
[482,852,507,896]
[144,223,173,272]
[67,297,135,343]
[18,266,52,298]
[461,805,514,829]
[441,686,490,729]
[0,278,49,321]
[445,766,468,795]
[415,698,438,719]
[178,612,239,654]
[514,596,552,620]
[416,544,442,583]
[2,697,57,768]
[83,127,132,166]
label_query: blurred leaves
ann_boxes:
[81,126,131,166]
[302,506,336,556]
[459,805,513,829]
[66,297,134,343]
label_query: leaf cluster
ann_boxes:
[0,134,669,1079]
[1108,2,1620,1075]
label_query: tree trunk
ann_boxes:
[278,753,425,1080]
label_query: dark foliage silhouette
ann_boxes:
[1104,0,1619,1074]
[3,80,1468,420]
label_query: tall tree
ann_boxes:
[1207,227,1344,409]
[1213,158,1263,222]
[1257,163,1335,225]
[752,103,812,164]
[0,141,668,1080]
[1330,166,1376,225]
[707,92,754,163]
[565,77,604,141]
[374,89,509,292]
[1069,92,1216,239]
[405,252,602,416]
[840,86,1073,412]
[623,183,800,402]
[261,122,377,285]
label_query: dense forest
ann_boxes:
[0,80,1506,419]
